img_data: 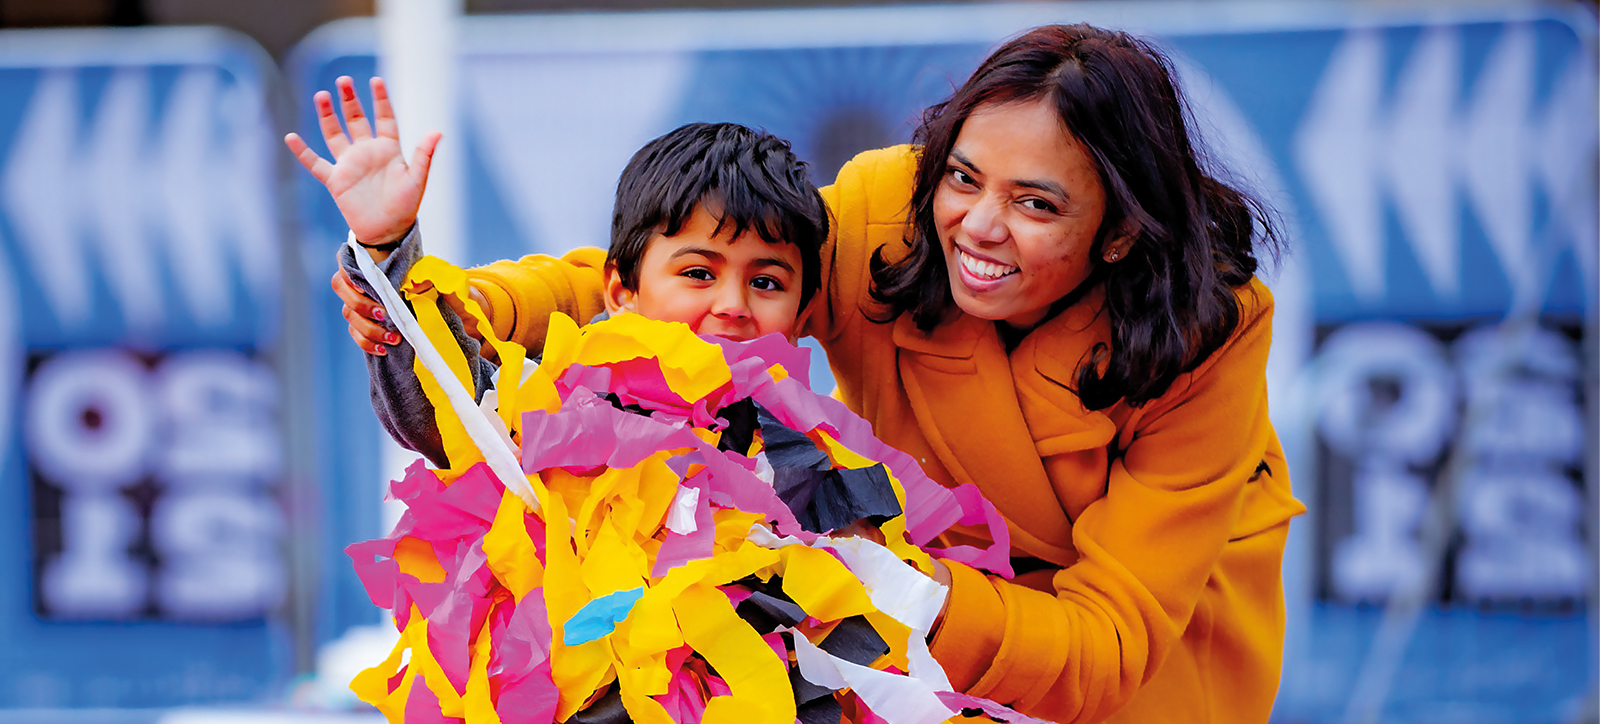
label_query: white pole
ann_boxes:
[376,0,464,264]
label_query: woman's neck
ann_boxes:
[995,270,1105,352]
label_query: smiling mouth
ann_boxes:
[958,249,1019,281]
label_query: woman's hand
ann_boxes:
[331,267,491,358]
[284,76,440,252]
[332,267,398,356]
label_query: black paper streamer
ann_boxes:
[567,682,632,724]
[714,398,760,454]
[598,391,653,418]
[754,405,903,534]
[737,590,808,635]
[792,661,845,724]
[818,615,889,667]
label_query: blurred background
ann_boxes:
[0,0,1593,722]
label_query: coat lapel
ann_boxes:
[893,311,1077,561]
[1009,287,1120,522]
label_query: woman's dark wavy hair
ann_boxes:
[869,23,1281,410]
[611,122,827,310]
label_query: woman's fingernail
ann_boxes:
[386,333,400,344]
[372,346,387,357]
[373,307,385,321]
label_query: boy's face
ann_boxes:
[605,203,804,342]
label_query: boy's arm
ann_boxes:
[337,225,497,469]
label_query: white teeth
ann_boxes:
[959,250,1018,281]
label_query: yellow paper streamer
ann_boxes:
[674,583,794,724]
[483,488,544,601]
[779,546,877,622]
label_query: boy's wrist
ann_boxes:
[355,222,414,249]
[354,222,416,262]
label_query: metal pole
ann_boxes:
[376,0,464,264]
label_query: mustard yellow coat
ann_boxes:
[466,145,1305,723]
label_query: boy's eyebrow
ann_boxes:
[751,256,796,274]
[950,149,1069,200]
[669,246,796,275]
[669,246,724,262]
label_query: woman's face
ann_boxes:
[933,97,1109,331]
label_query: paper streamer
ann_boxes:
[347,234,540,513]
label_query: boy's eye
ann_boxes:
[750,276,785,292]
[680,268,714,282]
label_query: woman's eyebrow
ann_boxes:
[950,150,980,175]
[1015,177,1068,200]
[951,149,1068,200]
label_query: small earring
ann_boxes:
[1106,251,1120,262]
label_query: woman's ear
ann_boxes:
[603,265,636,314]
[1102,219,1140,263]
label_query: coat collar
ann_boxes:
[888,287,1116,564]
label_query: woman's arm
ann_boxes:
[464,247,609,352]
[929,283,1301,722]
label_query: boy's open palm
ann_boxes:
[284,76,440,247]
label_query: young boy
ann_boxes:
[289,78,828,468]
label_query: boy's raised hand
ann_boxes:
[284,76,440,247]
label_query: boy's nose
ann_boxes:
[712,283,751,320]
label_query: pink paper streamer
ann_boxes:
[926,484,1015,578]
[496,660,558,724]
[403,673,455,724]
[935,692,1054,724]
[706,332,811,389]
[521,392,701,473]
[652,473,716,577]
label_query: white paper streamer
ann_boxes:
[664,485,700,534]
[346,233,541,512]
[821,537,947,634]
[789,626,957,724]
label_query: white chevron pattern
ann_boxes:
[1293,23,1598,305]
[2,66,278,332]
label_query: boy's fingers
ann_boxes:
[314,90,349,157]
[409,131,442,190]
[284,133,333,183]
[371,77,400,140]
[336,76,374,141]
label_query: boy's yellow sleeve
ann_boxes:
[466,247,609,353]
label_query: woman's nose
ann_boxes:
[961,193,1006,244]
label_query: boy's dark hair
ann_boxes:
[609,122,828,310]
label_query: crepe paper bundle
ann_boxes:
[343,250,1037,724]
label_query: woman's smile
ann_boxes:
[954,246,1020,287]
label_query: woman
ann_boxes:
[318,24,1304,723]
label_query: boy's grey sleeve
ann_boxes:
[336,224,498,469]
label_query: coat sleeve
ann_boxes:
[929,285,1289,723]
[467,246,609,352]
[338,225,497,469]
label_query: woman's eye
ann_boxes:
[1021,198,1058,214]
[750,276,785,292]
[949,168,975,186]
[681,268,713,281]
